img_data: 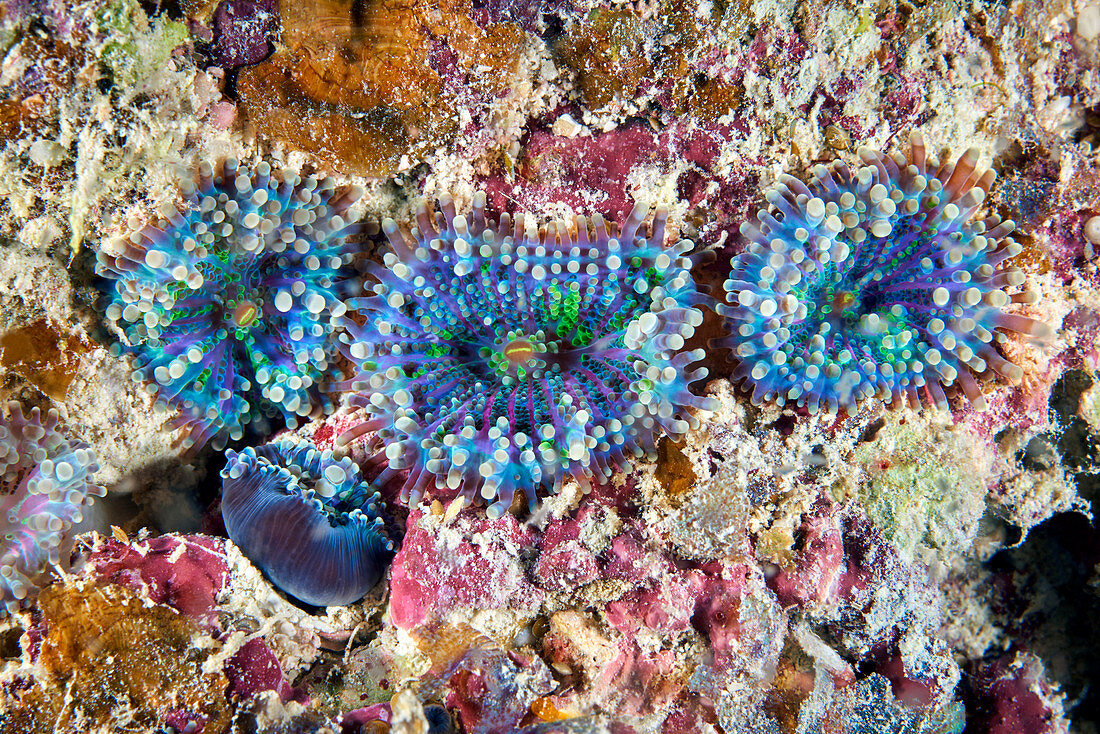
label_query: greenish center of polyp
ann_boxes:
[504,338,537,368]
[232,301,260,329]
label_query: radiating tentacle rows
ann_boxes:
[718,132,1048,414]
[97,159,363,450]
[339,193,716,518]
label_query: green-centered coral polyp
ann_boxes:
[719,132,1049,414]
[97,159,363,450]
[339,193,715,518]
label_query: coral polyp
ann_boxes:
[97,159,363,450]
[719,132,1048,414]
[339,194,714,518]
[1,403,102,615]
[221,438,391,607]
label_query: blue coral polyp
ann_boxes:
[339,193,715,519]
[97,159,363,450]
[221,439,391,607]
[719,132,1049,414]
[1,403,102,615]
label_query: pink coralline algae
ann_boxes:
[78,532,308,712]
[534,490,642,594]
[692,572,758,667]
[86,533,228,623]
[480,120,758,250]
[535,535,601,591]
[967,652,1069,734]
[224,637,308,704]
[1,402,102,615]
[481,122,671,224]
[89,534,310,709]
[389,506,543,629]
[603,568,708,635]
[533,489,788,720]
[208,0,278,70]
[444,648,554,734]
[766,499,845,608]
[8,0,1100,731]
[538,505,692,607]
[596,645,685,717]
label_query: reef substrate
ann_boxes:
[1,0,1100,733]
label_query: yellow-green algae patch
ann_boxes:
[837,412,991,562]
[96,0,190,94]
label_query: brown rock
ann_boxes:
[1,582,231,734]
[238,0,525,177]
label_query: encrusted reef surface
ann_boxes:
[1,0,1100,732]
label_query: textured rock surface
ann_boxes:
[1,0,1099,731]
